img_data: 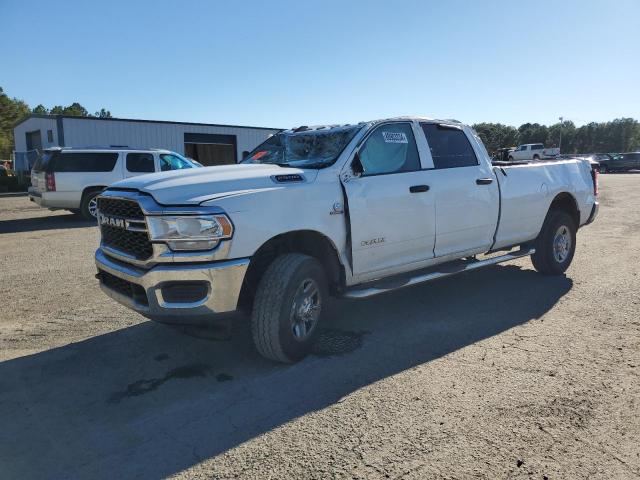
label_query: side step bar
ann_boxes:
[342,247,535,299]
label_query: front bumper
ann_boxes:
[95,248,249,324]
[585,201,599,225]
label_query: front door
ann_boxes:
[419,123,499,257]
[342,122,436,278]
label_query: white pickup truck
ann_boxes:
[94,117,599,363]
[509,143,560,161]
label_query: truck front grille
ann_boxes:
[97,197,153,260]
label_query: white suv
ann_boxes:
[29,147,201,219]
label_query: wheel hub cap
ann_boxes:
[88,197,98,218]
[553,225,571,263]
[290,278,321,340]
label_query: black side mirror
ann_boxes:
[352,152,364,177]
[242,151,250,160]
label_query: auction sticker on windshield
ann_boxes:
[382,132,408,143]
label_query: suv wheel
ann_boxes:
[531,210,577,275]
[251,253,327,363]
[81,189,102,220]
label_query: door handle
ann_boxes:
[476,178,493,185]
[409,185,430,193]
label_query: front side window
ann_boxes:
[358,123,420,176]
[421,124,478,169]
[160,153,198,171]
[126,153,155,172]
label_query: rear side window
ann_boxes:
[421,124,478,169]
[358,123,420,176]
[126,153,155,172]
[48,152,119,172]
[531,144,543,150]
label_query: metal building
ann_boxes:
[13,115,281,171]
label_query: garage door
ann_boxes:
[184,133,237,166]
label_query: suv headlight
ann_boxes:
[146,215,233,251]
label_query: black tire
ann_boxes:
[599,165,607,174]
[533,154,540,160]
[251,253,327,363]
[531,210,577,275]
[508,156,514,161]
[80,189,102,220]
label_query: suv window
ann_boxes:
[126,153,155,173]
[531,144,543,150]
[358,123,420,176]
[39,152,119,172]
[420,124,478,169]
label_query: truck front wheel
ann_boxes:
[531,210,577,275]
[251,253,328,363]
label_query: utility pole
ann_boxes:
[559,116,563,153]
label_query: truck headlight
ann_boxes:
[146,215,233,251]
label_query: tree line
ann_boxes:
[0,86,111,158]
[473,119,640,156]
[2,85,640,159]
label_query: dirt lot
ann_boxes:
[0,175,639,479]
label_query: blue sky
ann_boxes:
[2,0,639,129]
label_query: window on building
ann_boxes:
[47,130,53,143]
[358,123,420,176]
[421,123,478,169]
[126,153,155,173]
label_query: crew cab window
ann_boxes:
[40,152,119,172]
[358,123,420,175]
[420,124,478,169]
[160,153,196,171]
[532,144,543,150]
[126,153,155,172]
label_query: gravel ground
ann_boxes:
[0,174,638,479]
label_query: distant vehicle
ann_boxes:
[598,152,640,173]
[508,143,560,161]
[29,147,202,219]
[493,147,515,162]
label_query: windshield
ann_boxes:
[242,125,362,168]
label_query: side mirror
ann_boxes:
[242,151,250,160]
[352,152,364,177]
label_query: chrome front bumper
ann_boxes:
[95,248,249,324]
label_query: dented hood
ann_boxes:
[110,163,317,205]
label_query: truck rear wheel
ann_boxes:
[251,253,327,363]
[531,210,576,275]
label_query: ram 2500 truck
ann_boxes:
[94,117,599,363]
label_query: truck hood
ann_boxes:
[110,163,318,205]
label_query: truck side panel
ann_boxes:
[493,160,595,249]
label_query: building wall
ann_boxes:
[13,117,59,152]
[60,117,280,159]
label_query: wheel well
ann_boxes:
[81,186,106,202]
[549,192,580,226]
[238,230,345,312]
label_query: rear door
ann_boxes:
[53,152,121,202]
[419,123,499,257]
[342,122,436,277]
